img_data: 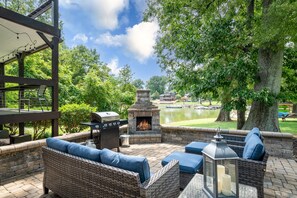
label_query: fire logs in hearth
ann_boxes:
[137,120,151,131]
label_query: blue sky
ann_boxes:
[59,0,164,82]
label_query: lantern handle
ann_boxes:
[214,127,223,141]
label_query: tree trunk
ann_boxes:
[237,110,245,129]
[216,88,231,122]
[293,104,297,113]
[243,48,283,131]
[216,109,231,122]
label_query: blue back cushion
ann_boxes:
[46,138,70,152]
[243,134,265,160]
[68,143,101,162]
[100,149,150,183]
[244,127,261,142]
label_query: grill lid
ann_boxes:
[91,111,120,123]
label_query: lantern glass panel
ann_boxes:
[205,155,214,195]
[217,159,237,197]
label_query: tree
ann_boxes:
[132,79,145,89]
[145,0,297,131]
[242,1,297,131]
[118,64,133,85]
[146,76,167,94]
[115,65,136,118]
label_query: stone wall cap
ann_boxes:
[161,125,294,139]
[0,145,16,154]
[0,132,90,155]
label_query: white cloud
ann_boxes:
[60,0,129,30]
[107,58,122,75]
[72,33,88,43]
[95,32,124,47]
[124,21,159,62]
[96,21,159,62]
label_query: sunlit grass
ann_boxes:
[166,118,297,135]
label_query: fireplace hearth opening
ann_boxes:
[136,117,152,131]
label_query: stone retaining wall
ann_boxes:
[0,132,90,182]
[161,125,295,159]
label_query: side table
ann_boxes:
[179,174,257,198]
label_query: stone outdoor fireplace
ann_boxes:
[128,90,160,134]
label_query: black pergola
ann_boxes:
[0,0,60,137]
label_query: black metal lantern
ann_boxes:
[202,128,239,198]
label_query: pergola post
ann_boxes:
[0,63,3,130]
[0,63,5,108]
[51,0,59,137]
[17,53,25,136]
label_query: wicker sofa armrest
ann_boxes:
[238,155,268,170]
[140,160,180,198]
[237,152,269,198]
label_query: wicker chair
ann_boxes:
[42,147,180,198]
[229,145,269,198]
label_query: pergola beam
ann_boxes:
[0,6,60,38]
[0,112,60,124]
[37,31,53,49]
[27,0,52,19]
[0,76,54,86]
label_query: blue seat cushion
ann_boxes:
[244,127,261,142]
[162,152,203,174]
[68,143,101,162]
[243,134,265,160]
[185,142,209,155]
[100,148,150,183]
[46,138,70,153]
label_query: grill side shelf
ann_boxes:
[81,119,128,130]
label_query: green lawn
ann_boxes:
[166,118,297,135]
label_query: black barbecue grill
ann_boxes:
[81,111,128,151]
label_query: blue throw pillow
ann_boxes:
[244,127,261,142]
[243,134,265,160]
[100,148,150,183]
[68,143,101,162]
[46,138,70,152]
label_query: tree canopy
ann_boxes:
[146,75,167,95]
[145,0,297,131]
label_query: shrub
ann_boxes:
[4,123,18,135]
[31,120,51,140]
[60,103,95,133]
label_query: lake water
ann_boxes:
[159,106,220,124]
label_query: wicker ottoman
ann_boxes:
[161,151,203,189]
[185,141,209,155]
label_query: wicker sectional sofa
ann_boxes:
[42,139,180,198]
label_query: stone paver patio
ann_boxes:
[0,143,297,198]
